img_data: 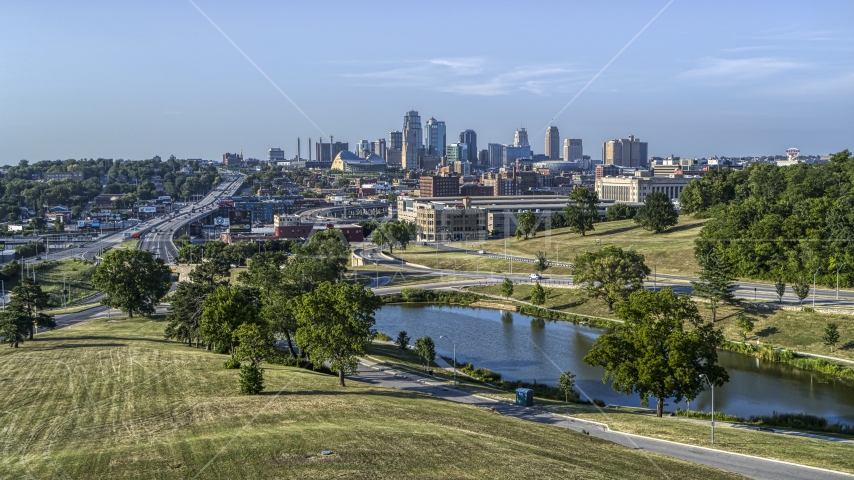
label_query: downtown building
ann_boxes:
[545,126,560,160]
[602,135,648,168]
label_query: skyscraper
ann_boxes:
[372,139,386,159]
[355,140,371,158]
[602,135,648,168]
[514,127,529,147]
[402,110,422,169]
[388,131,403,150]
[425,117,446,157]
[459,129,477,162]
[446,143,468,164]
[564,138,583,162]
[267,147,285,163]
[545,126,560,159]
[488,143,504,167]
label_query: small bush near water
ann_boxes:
[382,288,480,305]
[674,408,853,435]
[372,331,393,342]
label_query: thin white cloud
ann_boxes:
[341,59,576,96]
[680,57,807,83]
[720,45,774,53]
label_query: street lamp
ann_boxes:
[836,263,847,300]
[699,374,715,444]
[813,267,822,308]
[439,335,457,388]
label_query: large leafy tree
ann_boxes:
[233,322,277,394]
[200,285,259,354]
[515,212,538,240]
[91,249,171,317]
[164,281,217,347]
[9,277,55,339]
[371,221,416,253]
[413,336,436,370]
[291,281,382,386]
[584,289,729,417]
[634,192,678,233]
[573,246,650,310]
[563,188,599,236]
[691,248,738,322]
[605,203,634,221]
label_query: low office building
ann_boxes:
[419,174,461,197]
[595,172,696,203]
[410,197,487,241]
[271,218,364,242]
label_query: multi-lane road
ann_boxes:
[138,174,243,262]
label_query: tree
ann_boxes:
[691,249,737,323]
[164,281,215,347]
[91,249,171,317]
[737,315,754,342]
[549,211,565,229]
[189,258,231,285]
[557,370,576,402]
[530,281,546,306]
[563,188,599,236]
[775,279,786,304]
[9,277,55,339]
[792,280,810,306]
[200,285,259,354]
[413,336,436,370]
[233,323,276,394]
[516,212,538,240]
[371,221,416,253]
[634,192,678,233]
[605,203,634,221]
[0,311,30,348]
[823,323,840,352]
[583,289,729,417]
[500,278,514,299]
[534,251,549,272]
[395,330,410,350]
[291,281,382,386]
[573,246,650,311]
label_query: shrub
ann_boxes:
[239,364,264,394]
[223,357,241,369]
[373,331,393,342]
[593,399,606,408]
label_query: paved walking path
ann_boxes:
[354,358,854,480]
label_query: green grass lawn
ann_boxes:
[388,244,575,276]
[476,215,709,275]
[572,411,854,475]
[0,317,744,479]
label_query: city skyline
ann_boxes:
[2,1,852,162]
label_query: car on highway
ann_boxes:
[35,256,42,260]
[477,250,486,254]
[529,273,541,280]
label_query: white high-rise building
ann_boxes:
[267,147,285,163]
[514,127,529,147]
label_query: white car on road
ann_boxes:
[529,273,542,280]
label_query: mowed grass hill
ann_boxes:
[0,317,742,479]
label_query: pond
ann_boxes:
[374,304,854,424]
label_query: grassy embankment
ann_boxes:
[466,283,854,363]
[387,244,575,276]
[0,317,740,479]
[365,334,854,475]
[19,258,100,308]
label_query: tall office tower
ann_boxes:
[564,138,583,162]
[388,131,403,150]
[355,140,371,158]
[459,129,477,161]
[478,149,489,168]
[267,147,285,163]
[602,135,648,167]
[425,117,446,157]
[545,126,560,159]
[372,139,386,159]
[514,127,529,147]
[446,143,468,165]
[402,110,422,169]
[488,143,504,167]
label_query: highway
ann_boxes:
[137,174,243,263]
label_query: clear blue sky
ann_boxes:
[2,1,852,163]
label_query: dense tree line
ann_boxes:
[103,157,219,203]
[165,230,381,391]
[681,150,854,285]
